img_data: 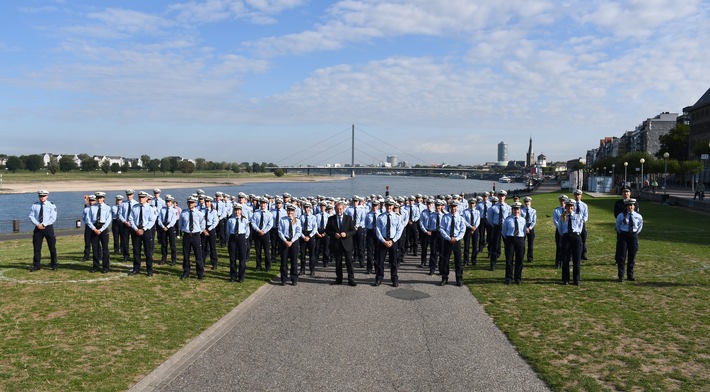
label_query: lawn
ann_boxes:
[468,192,710,391]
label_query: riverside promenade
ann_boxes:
[130,257,550,392]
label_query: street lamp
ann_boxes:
[663,152,669,194]
[640,158,645,191]
[624,161,628,186]
[612,164,616,185]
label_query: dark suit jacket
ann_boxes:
[326,214,356,252]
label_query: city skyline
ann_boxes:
[1,1,709,165]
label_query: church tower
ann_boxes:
[526,137,534,167]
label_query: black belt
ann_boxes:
[182,232,200,237]
[565,232,580,236]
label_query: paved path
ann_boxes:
[130,257,550,392]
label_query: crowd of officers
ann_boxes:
[28,186,643,286]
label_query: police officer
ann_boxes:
[157,195,178,266]
[439,200,466,286]
[111,195,123,254]
[314,200,331,268]
[487,191,510,271]
[558,199,584,285]
[227,204,250,282]
[613,186,639,264]
[118,189,137,262]
[299,201,318,276]
[179,196,206,280]
[406,196,420,256]
[364,199,380,274]
[552,195,568,268]
[252,197,274,272]
[476,192,491,253]
[28,190,57,271]
[82,194,97,262]
[375,198,403,287]
[418,198,434,268]
[278,204,302,286]
[462,198,480,266]
[128,191,156,276]
[202,196,219,270]
[345,196,366,268]
[615,198,643,282]
[522,196,537,263]
[572,189,589,260]
[502,201,526,284]
[86,192,112,273]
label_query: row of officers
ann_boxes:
[29,187,642,286]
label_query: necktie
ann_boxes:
[338,216,342,231]
[483,202,487,217]
[628,213,633,233]
[469,210,474,225]
[353,207,357,225]
[450,216,455,237]
[127,201,132,219]
[514,217,520,237]
[567,215,572,234]
[320,213,325,230]
[163,208,169,225]
[386,213,391,239]
[436,213,440,231]
[276,210,280,227]
[259,211,264,229]
[289,220,293,240]
[236,216,240,234]
[576,202,580,214]
[138,206,144,229]
[155,198,158,207]
[38,203,44,223]
[189,210,194,232]
[97,204,103,224]
[498,205,503,226]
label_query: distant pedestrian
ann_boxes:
[615,198,643,282]
[28,190,57,271]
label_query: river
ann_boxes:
[0,175,527,233]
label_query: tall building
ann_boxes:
[386,155,398,167]
[685,87,710,160]
[497,141,508,162]
[526,137,534,167]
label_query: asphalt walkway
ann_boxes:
[130,256,550,392]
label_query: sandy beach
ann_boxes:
[0,175,347,195]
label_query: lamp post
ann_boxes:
[624,161,628,186]
[612,164,616,185]
[640,158,645,191]
[663,152,669,194]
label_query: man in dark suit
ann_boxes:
[326,201,357,286]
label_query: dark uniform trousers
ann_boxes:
[428,232,442,274]
[581,222,588,258]
[318,232,331,266]
[440,240,463,284]
[463,229,479,265]
[478,218,490,252]
[407,222,419,255]
[397,230,407,264]
[489,224,503,270]
[504,235,525,283]
[159,227,177,264]
[562,233,582,284]
[228,234,248,281]
[201,229,218,269]
[217,218,226,248]
[616,232,638,280]
[525,228,535,262]
[353,227,366,266]
[91,226,110,271]
[299,236,316,273]
[254,232,271,271]
[119,223,132,261]
[112,218,121,253]
[554,231,563,268]
[33,224,57,269]
[420,229,430,266]
[131,229,154,274]
[280,240,300,285]
[182,232,204,278]
[270,228,280,264]
[83,225,92,260]
[375,241,399,284]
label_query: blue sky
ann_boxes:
[1,0,709,166]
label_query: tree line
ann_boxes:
[0,153,280,176]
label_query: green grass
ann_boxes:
[0,238,277,391]
[467,193,710,391]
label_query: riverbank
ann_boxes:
[0,174,347,195]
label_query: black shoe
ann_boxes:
[359,262,364,268]
[103,269,109,273]
[439,279,447,286]
[428,271,434,276]
[81,258,89,262]
[147,272,153,277]
[51,265,58,271]
[617,278,623,282]
[265,268,271,272]
[515,280,521,285]
[628,277,635,281]
[418,264,424,268]
[392,282,399,287]
[123,258,130,262]
[256,266,263,271]
[456,280,463,287]
[310,270,316,277]
[373,280,381,287]
[330,281,342,285]
[581,256,588,260]
[158,260,165,265]
[230,277,236,282]
[128,270,138,276]
[300,268,305,274]
[29,266,41,272]
[170,261,176,266]
[505,280,511,285]
[527,259,533,263]
[573,281,580,286]
[348,281,357,287]
[197,275,204,280]
[91,268,99,273]
[292,281,297,286]
[238,277,244,283]
[279,281,285,286]
[562,281,569,285]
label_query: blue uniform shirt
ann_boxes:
[204,208,219,231]
[522,206,537,230]
[129,203,157,232]
[557,213,584,235]
[278,216,302,242]
[439,212,466,241]
[226,214,251,236]
[86,203,112,232]
[574,199,589,222]
[463,208,480,229]
[300,212,318,238]
[179,208,206,233]
[376,212,403,243]
[29,200,57,226]
[502,215,526,237]
[616,211,643,234]
[251,209,274,232]
[158,206,178,229]
[487,203,511,226]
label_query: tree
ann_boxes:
[59,156,77,172]
[160,157,171,173]
[146,159,160,173]
[195,158,207,171]
[180,160,195,174]
[231,163,241,173]
[48,156,59,175]
[24,154,44,172]
[100,160,111,174]
[656,123,689,161]
[274,168,285,177]
[140,155,151,167]
[241,162,252,173]
[169,158,179,174]
[6,156,22,172]
[110,162,121,173]
[121,162,131,172]
[77,153,91,161]
[81,158,99,171]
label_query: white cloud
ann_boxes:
[579,0,701,38]
[168,0,306,24]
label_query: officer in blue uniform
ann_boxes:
[118,189,137,262]
[179,196,206,280]
[278,204,302,286]
[364,199,380,274]
[201,196,219,270]
[522,196,537,263]
[418,198,434,268]
[502,202,526,284]
[462,198,480,266]
[299,201,318,276]
[111,195,123,254]
[82,194,97,262]
[439,200,466,286]
[558,199,584,285]
[157,195,178,266]
[486,191,511,271]
[226,203,250,282]
[252,197,274,272]
[552,195,567,268]
[28,190,57,271]
[86,192,112,273]
[375,198,404,287]
[615,198,643,282]
[572,189,589,260]
[128,191,156,276]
